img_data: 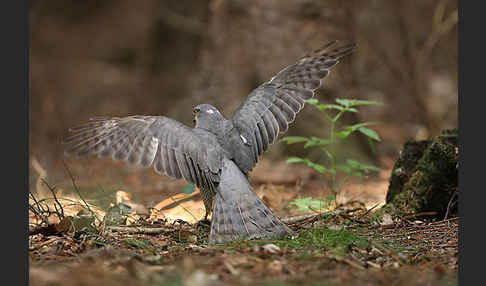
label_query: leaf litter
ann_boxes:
[29,161,458,286]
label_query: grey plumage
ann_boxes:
[63,41,356,243]
[210,158,292,243]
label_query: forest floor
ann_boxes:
[28,157,458,286]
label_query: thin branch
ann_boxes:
[396,0,458,133]
[29,204,48,225]
[62,160,102,224]
[369,240,404,265]
[29,191,50,225]
[433,0,449,28]
[29,237,62,251]
[41,178,64,220]
[356,202,381,220]
[444,189,458,219]
[418,7,458,68]
[29,191,46,214]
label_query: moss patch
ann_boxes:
[384,129,458,218]
[283,227,370,251]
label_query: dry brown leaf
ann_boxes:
[150,189,205,223]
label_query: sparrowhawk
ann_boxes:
[63,41,356,243]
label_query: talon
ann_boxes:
[195,219,211,227]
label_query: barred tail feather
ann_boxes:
[209,158,293,244]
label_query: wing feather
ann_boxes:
[261,111,278,144]
[268,104,289,133]
[230,41,355,171]
[64,116,224,190]
[140,136,159,167]
[273,97,296,123]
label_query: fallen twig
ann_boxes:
[329,254,366,270]
[29,237,62,251]
[106,225,172,234]
[402,212,438,220]
[369,241,403,265]
[282,209,346,225]
[366,261,382,269]
[444,189,457,220]
[41,178,65,221]
[29,192,49,225]
[357,203,381,220]
[63,160,102,224]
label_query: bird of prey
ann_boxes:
[63,41,356,244]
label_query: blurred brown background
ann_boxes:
[29,0,457,207]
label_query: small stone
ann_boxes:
[327,224,343,231]
[261,243,280,254]
[380,213,394,226]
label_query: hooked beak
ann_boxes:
[192,108,199,124]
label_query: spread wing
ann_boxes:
[231,41,355,171]
[63,116,224,190]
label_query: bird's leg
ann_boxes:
[197,188,213,225]
[195,209,211,227]
[194,194,212,228]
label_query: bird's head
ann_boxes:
[193,104,226,130]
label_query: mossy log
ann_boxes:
[384,129,458,219]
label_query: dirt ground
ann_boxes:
[28,157,458,286]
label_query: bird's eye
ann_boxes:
[193,108,200,115]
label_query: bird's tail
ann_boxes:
[209,158,294,244]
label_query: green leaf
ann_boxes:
[305,98,319,105]
[287,157,327,174]
[289,197,328,212]
[345,159,381,172]
[303,140,315,149]
[335,98,353,107]
[343,122,379,132]
[336,98,384,107]
[286,157,306,164]
[352,171,365,178]
[367,136,376,153]
[181,184,195,194]
[358,163,381,172]
[306,161,326,174]
[323,148,333,160]
[304,158,326,173]
[303,137,330,148]
[358,127,381,141]
[281,136,309,144]
[315,104,344,111]
[346,159,360,169]
[334,130,351,139]
[336,165,352,174]
[311,136,330,144]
